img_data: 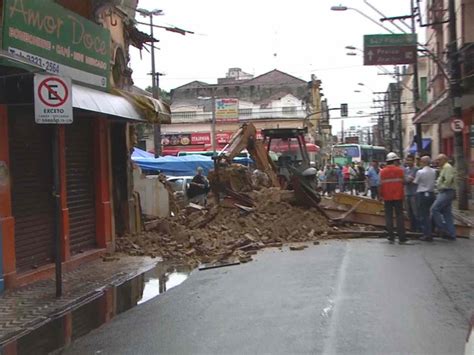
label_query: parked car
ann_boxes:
[166,176,194,206]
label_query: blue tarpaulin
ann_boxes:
[133,154,214,176]
[132,147,154,158]
[132,148,253,176]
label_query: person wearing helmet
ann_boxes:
[379,152,407,244]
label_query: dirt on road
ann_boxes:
[116,188,364,267]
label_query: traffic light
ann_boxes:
[340,103,348,117]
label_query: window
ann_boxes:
[282,106,297,114]
[343,146,360,158]
[420,77,428,104]
[174,111,196,119]
[239,108,252,115]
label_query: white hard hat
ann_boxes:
[302,167,317,176]
[386,152,400,162]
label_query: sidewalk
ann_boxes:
[0,255,157,346]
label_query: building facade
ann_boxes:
[411,0,473,204]
[138,69,324,157]
[0,0,168,291]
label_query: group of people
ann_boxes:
[317,162,362,196]
[317,161,381,197]
[379,152,457,244]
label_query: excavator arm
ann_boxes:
[218,123,280,187]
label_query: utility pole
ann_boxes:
[448,0,468,210]
[149,13,161,158]
[395,66,404,159]
[411,0,423,155]
[211,88,217,155]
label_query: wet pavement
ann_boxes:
[0,262,191,355]
[60,237,473,355]
[0,255,165,354]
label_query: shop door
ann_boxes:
[9,115,55,272]
[66,119,96,254]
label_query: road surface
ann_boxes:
[64,238,473,355]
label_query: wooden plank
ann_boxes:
[332,193,384,214]
[323,208,470,238]
[332,200,363,222]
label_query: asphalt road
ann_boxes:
[63,238,474,355]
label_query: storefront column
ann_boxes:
[94,117,112,248]
[0,105,16,287]
[58,126,70,261]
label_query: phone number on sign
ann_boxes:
[24,54,60,74]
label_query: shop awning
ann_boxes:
[407,138,432,154]
[114,89,171,124]
[73,84,145,121]
[413,91,450,124]
[413,90,474,124]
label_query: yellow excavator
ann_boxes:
[208,123,321,207]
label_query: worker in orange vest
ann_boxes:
[379,152,407,244]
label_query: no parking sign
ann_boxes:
[34,74,73,124]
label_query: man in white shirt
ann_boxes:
[414,155,436,241]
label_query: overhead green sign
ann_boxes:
[364,34,417,47]
[2,0,111,91]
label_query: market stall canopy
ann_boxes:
[114,89,171,124]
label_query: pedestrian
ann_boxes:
[365,160,380,199]
[336,164,343,192]
[414,155,436,242]
[379,152,407,244]
[187,166,209,206]
[356,162,366,194]
[349,162,358,195]
[342,163,350,192]
[325,164,337,197]
[404,154,420,232]
[431,154,457,240]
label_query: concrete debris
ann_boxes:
[289,245,308,251]
[116,188,367,267]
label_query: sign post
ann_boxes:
[364,34,417,66]
[34,74,73,124]
[34,73,72,297]
[450,118,464,132]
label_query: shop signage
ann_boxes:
[34,74,73,124]
[2,0,110,90]
[216,98,239,122]
[450,118,464,132]
[364,34,417,66]
[191,132,211,145]
[216,132,233,144]
[216,131,263,144]
[162,134,191,146]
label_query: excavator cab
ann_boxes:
[262,127,312,189]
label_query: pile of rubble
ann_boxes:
[116,188,358,267]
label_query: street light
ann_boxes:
[346,52,357,56]
[330,4,395,34]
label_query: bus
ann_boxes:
[332,144,386,167]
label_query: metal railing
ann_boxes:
[171,107,307,123]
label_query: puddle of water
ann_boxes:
[0,263,192,355]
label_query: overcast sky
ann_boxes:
[130,0,421,132]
